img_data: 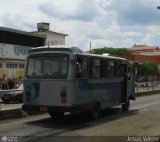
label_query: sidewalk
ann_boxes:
[0,103,22,110]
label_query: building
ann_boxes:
[131,44,160,56]
[115,44,160,81]
[34,22,68,46]
[115,44,160,65]
[0,22,68,79]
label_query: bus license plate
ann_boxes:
[40,107,47,112]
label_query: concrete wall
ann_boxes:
[0,43,30,60]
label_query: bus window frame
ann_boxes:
[25,53,69,79]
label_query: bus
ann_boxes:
[22,46,136,118]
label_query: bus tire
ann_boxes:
[122,100,130,112]
[48,112,64,119]
[91,103,100,119]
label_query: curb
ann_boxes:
[0,108,45,120]
[136,90,160,97]
[0,108,22,120]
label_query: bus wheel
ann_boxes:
[91,104,100,119]
[48,112,64,119]
[122,100,130,112]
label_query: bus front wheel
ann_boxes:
[122,100,130,112]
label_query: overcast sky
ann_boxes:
[0,0,160,51]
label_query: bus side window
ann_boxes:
[115,60,121,76]
[76,56,89,78]
[104,59,108,78]
[128,67,133,80]
[108,60,115,78]
[76,61,81,78]
[91,58,101,78]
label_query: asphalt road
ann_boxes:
[0,94,160,142]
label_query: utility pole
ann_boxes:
[90,41,92,53]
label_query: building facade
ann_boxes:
[131,44,160,56]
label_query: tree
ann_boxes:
[136,62,159,81]
[137,62,159,75]
[91,47,132,55]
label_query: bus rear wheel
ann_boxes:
[122,100,130,112]
[48,112,64,119]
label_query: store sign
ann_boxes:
[14,46,31,56]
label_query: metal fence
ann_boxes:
[135,81,160,93]
[0,82,159,98]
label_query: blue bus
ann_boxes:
[22,46,135,118]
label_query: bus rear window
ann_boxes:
[26,54,68,79]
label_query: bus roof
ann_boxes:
[28,45,84,54]
[28,46,133,64]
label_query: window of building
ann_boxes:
[0,63,2,68]
[6,64,18,68]
[19,64,24,69]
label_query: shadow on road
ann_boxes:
[25,107,139,131]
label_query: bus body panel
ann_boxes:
[23,79,75,107]
[75,78,122,109]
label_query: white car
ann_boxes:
[0,84,23,103]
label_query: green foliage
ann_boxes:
[91,47,132,55]
[137,62,159,76]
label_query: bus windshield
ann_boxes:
[26,54,68,79]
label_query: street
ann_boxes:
[0,94,160,142]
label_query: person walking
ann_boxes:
[8,78,14,89]
[1,74,8,90]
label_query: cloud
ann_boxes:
[1,0,160,51]
[38,0,99,21]
[89,39,113,49]
[0,12,38,31]
[141,25,160,45]
[106,0,160,25]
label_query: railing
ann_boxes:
[135,81,160,93]
[0,82,159,97]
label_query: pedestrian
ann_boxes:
[8,78,14,89]
[17,75,23,84]
[1,74,8,90]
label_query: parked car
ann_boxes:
[0,84,23,103]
